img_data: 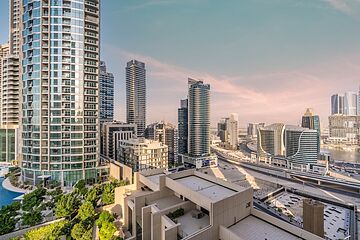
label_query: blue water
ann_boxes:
[0,177,22,208]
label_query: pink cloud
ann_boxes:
[107,47,360,128]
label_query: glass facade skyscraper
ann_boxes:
[177,99,188,156]
[21,0,100,186]
[187,78,210,157]
[99,61,114,122]
[126,60,146,136]
[331,94,344,115]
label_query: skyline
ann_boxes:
[1,0,360,126]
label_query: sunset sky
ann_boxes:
[1,0,360,127]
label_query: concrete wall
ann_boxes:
[219,225,242,240]
[161,215,179,240]
[139,173,161,191]
[211,187,253,237]
[109,162,133,183]
[150,201,195,240]
[142,206,152,240]
[0,218,65,240]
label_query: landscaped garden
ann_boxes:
[0,177,129,240]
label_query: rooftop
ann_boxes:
[146,173,164,185]
[228,215,302,240]
[177,210,210,238]
[148,195,183,210]
[175,176,236,202]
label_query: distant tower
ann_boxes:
[188,78,210,157]
[99,61,114,123]
[178,99,188,158]
[301,108,320,155]
[0,0,21,164]
[344,91,357,115]
[303,199,325,238]
[126,60,146,136]
[331,94,344,115]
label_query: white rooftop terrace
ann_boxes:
[147,195,183,210]
[228,215,302,240]
[175,176,236,202]
[176,210,210,238]
[146,173,164,185]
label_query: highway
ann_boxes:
[214,155,360,239]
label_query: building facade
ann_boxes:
[118,138,168,172]
[0,0,21,164]
[188,78,210,157]
[180,78,217,168]
[21,0,100,186]
[301,108,320,154]
[258,124,319,167]
[247,122,265,138]
[284,126,319,166]
[145,121,178,167]
[328,115,360,145]
[101,121,137,161]
[177,99,188,156]
[217,113,238,150]
[126,60,146,136]
[257,123,285,159]
[331,94,344,115]
[99,61,114,122]
[344,91,358,116]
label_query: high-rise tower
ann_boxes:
[331,94,344,115]
[188,78,210,157]
[344,91,358,116]
[99,61,114,122]
[0,0,21,164]
[178,99,188,156]
[180,78,217,168]
[126,60,146,136]
[21,0,100,186]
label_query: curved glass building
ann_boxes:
[284,126,318,165]
[257,124,318,166]
[21,0,100,186]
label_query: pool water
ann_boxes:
[0,177,22,208]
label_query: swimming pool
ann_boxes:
[0,177,22,208]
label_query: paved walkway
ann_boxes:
[2,178,30,194]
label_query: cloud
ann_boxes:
[323,0,352,13]
[103,45,360,128]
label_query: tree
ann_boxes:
[55,193,80,218]
[74,179,88,196]
[22,210,43,226]
[71,222,93,240]
[96,211,114,228]
[22,187,46,211]
[77,201,96,221]
[99,221,116,240]
[101,184,115,205]
[86,187,100,206]
[0,214,16,235]
[24,220,67,240]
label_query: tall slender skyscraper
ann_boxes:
[178,99,188,156]
[188,78,210,157]
[179,78,217,168]
[0,0,21,163]
[99,61,114,122]
[126,60,146,136]
[21,0,100,186]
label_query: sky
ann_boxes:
[1,0,360,127]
